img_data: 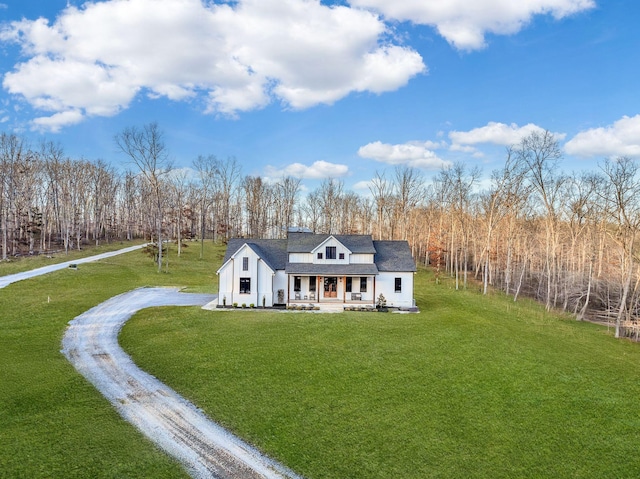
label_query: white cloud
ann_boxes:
[449,122,565,148]
[32,110,84,132]
[265,160,349,179]
[353,180,374,190]
[349,0,594,50]
[564,115,640,158]
[358,140,450,169]
[0,0,425,131]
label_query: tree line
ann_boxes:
[2,125,640,337]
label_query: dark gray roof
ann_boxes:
[285,263,378,275]
[286,233,376,254]
[373,240,417,272]
[222,238,287,271]
[222,236,415,274]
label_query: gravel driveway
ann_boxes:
[62,287,303,479]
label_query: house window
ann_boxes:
[294,276,301,292]
[395,277,402,293]
[345,277,352,293]
[339,252,345,260]
[360,277,367,292]
[326,246,336,259]
[309,276,316,292]
[239,277,251,294]
[317,252,323,259]
[242,257,249,271]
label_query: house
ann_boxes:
[217,233,416,310]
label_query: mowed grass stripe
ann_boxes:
[121,270,640,479]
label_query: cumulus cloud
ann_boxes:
[358,140,450,169]
[265,160,349,179]
[0,0,425,131]
[353,180,374,190]
[449,122,565,150]
[32,110,84,132]
[564,115,640,158]
[349,0,594,50]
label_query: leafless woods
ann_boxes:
[2,127,640,336]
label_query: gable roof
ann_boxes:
[286,233,376,254]
[221,238,287,272]
[373,240,417,272]
[220,236,416,273]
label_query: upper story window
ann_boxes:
[339,253,345,260]
[317,252,323,259]
[242,257,249,271]
[326,246,337,259]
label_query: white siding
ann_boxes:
[375,272,414,308]
[288,252,312,263]
[312,237,350,265]
[217,243,277,306]
[350,253,374,264]
[273,271,288,304]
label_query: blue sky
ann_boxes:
[1,0,639,192]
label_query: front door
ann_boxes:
[324,277,337,298]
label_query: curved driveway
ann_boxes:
[62,287,303,479]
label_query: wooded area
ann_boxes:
[2,126,639,337]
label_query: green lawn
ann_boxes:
[4,241,640,478]
[0,241,223,478]
[121,270,640,479]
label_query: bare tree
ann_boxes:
[391,166,424,240]
[193,154,220,258]
[599,157,640,337]
[369,171,393,240]
[115,122,172,272]
[517,130,564,310]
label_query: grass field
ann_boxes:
[0,241,222,478]
[3,240,640,478]
[0,240,147,276]
[121,269,640,478]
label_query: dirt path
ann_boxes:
[0,244,147,289]
[62,287,303,479]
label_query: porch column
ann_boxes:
[373,276,376,306]
[342,276,346,303]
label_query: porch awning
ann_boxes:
[285,263,378,275]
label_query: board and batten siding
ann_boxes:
[350,253,374,264]
[376,272,414,308]
[217,244,275,306]
[288,253,312,263]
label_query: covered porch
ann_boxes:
[287,274,377,307]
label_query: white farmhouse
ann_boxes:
[217,233,417,311]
